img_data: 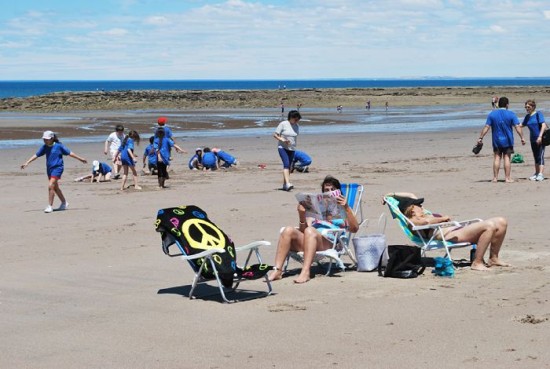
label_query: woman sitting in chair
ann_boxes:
[383,192,511,271]
[269,175,359,284]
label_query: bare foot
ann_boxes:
[471,261,491,271]
[120,187,126,191]
[134,186,142,190]
[491,178,498,183]
[268,270,283,282]
[488,258,512,267]
[505,179,514,183]
[293,274,311,284]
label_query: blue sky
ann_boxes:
[1,0,549,80]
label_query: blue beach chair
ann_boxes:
[285,183,367,275]
[383,195,481,263]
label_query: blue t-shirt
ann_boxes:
[485,108,519,148]
[521,111,546,142]
[93,162,112,175]
[188,154,201,169]
[144,144,158,166]
[154,137,174,166]
[216,150,236,165]
[202,152,217,168]
[118,138,135,165]
[36,142,71,171]
[156,126,173,139]
[293,150,312,165]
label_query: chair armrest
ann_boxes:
[181,248,226,261]
[411,221,462,231]
[236,240,271,252]
[320,228,346,237]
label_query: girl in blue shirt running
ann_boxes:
[114,130,141,191]
[21,130,87,213]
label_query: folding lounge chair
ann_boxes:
[286,183,366,275]
[155,205,273,303]
[383,195,481,263]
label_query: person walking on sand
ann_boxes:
[154,127,186,188]
[520,99,547,181]
[114,130,141,190]
[273,110,301,191]
[104,124,124,179]
[21,131,87,213]
[477,96,525,183]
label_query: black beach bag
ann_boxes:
[378,245,425,278]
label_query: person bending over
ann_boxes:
[383,192,511,271]
[269,175,359,284]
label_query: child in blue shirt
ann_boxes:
[291,150,312,173]
[74,160,112,183]
[201,147,218,170]
[188,148,203,170]
[212,147,238,168]
[154,127,186,188]
[143,136,158,175]
[21,130,87,213]
[114,130,141,191]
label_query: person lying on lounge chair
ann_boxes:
[382,192,511,271]
[269,175,359,284]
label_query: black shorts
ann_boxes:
[493,146,514,155]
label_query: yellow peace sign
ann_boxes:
[182,218,226,250]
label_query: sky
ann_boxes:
[1,0,549,80]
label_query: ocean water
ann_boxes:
[1,78,550,99]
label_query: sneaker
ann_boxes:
[303,166,309,173]
[536,174,545,181]
[283,183,294,191]
[57,202,69,210]
[529,173,538,181]
[44,205,53,213]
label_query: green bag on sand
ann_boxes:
[511,153,524,163]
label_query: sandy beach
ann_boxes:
[1,89,550,368]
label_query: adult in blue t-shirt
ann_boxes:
[291,150,312,173]
[521,99,548,181]
[477,97,525,183]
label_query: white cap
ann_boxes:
[42,130,55,139]
[92,160,100,171]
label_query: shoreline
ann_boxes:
[2,86,550,112]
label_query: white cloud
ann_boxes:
[1,1,549,79]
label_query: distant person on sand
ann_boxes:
[21,131,87,213]
[154,127,186,188]
[273,110,301,191]
[74,160,112,183]
[382,192,511,271]
[268,175,359,283]
[142,136,158,175]
[201,147,219,170]
[114,130,141,191]
[477,96,525,183]
[385,101,389,111]
[212,147,238,168]
[291,150,312,173]
[280,101,285,115]
[366,100,371,111]
[520,99,547,181]
[104,124,124,179]
[188,148,203,170]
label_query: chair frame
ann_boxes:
[383,195,481,262]
[285,183,366,275]
[163,233,273,303]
